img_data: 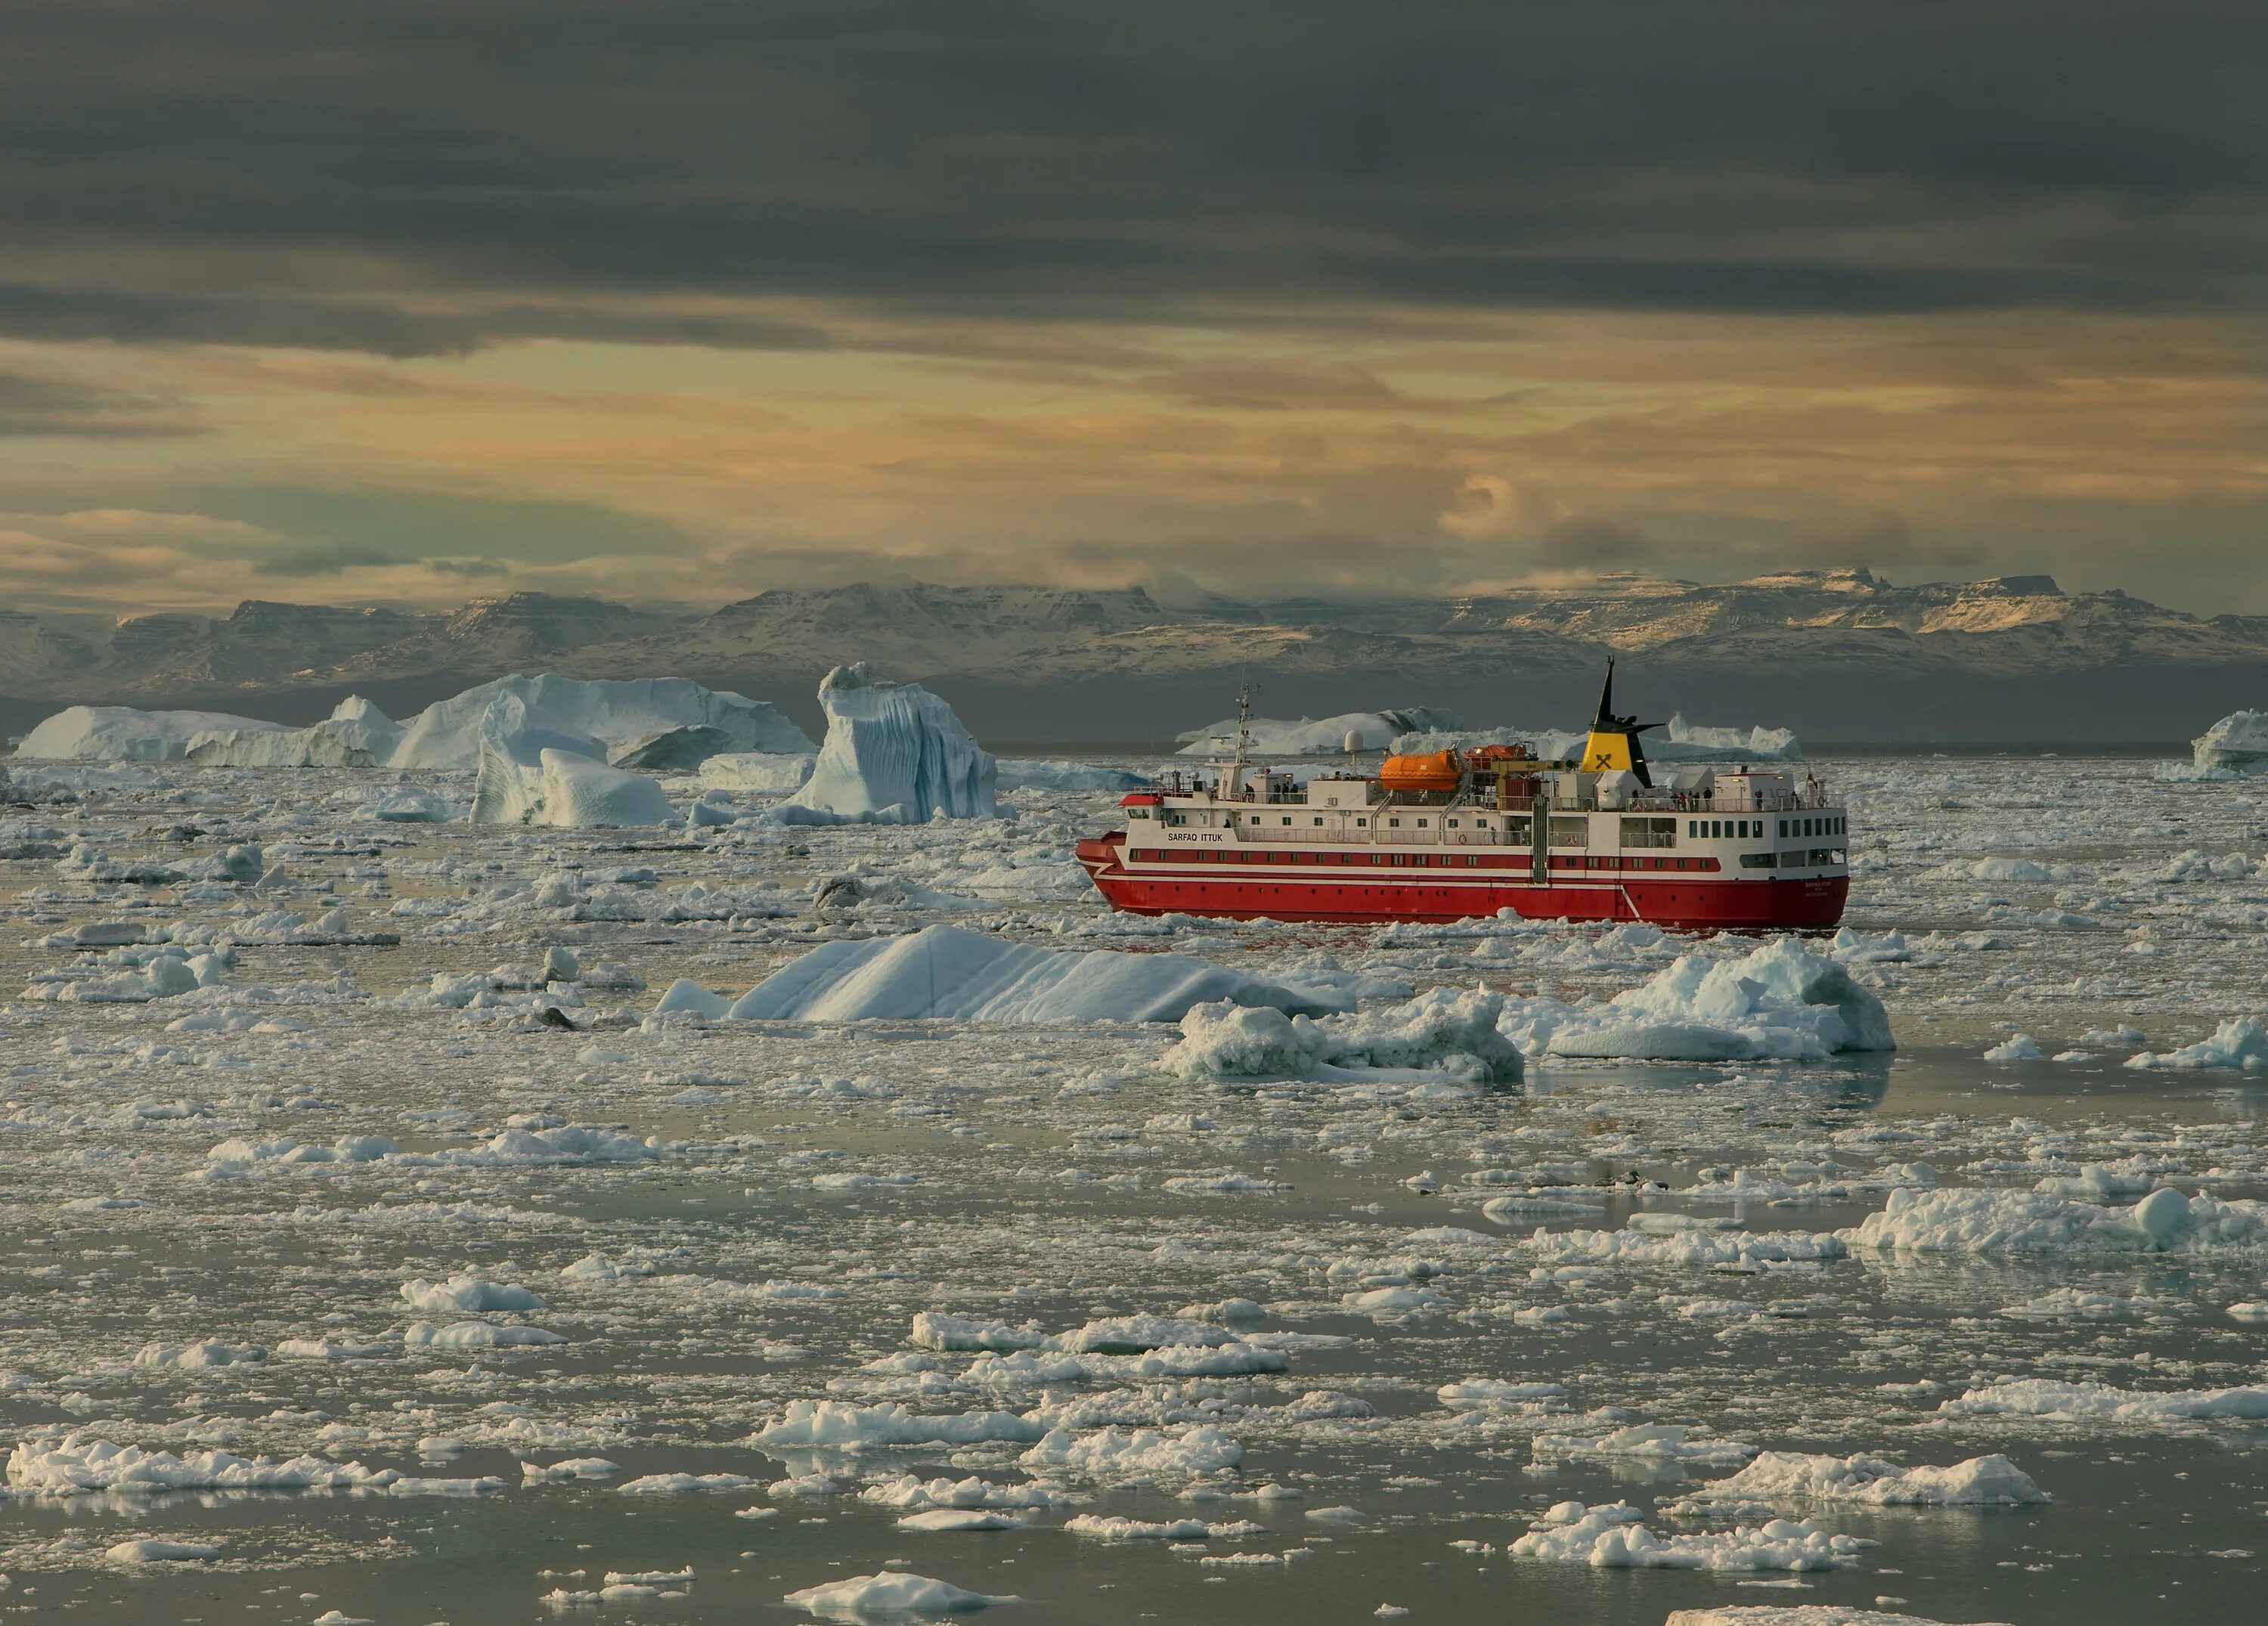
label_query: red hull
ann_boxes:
[1074,836,1847,931]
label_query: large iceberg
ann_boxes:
[390,674,812,771]
[779,664,1000,823]
[2175,710,2268,779]
[1176,708,1460,757]
[705,924,1349,1024]
[471,698,674,827]
[20,705,291,762]
[184,696,405,767]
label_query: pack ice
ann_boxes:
[779,663,1000,823]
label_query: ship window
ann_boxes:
[1687,819,1697,837]
[1446,819,1458,828]
[1389,818,1401,827]
[1416,818,1429,828]
[1281,816,1292,825]
[1778,819,1788,838]
[1356,817,1366,827]
[1313,817,1324,826]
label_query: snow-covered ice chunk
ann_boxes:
[751,1401,1046,1450]
[1676,1451,2047,1508]
[723,924,1343,1024]
[1164,988,1524,1082]
[783,1572,1010,1615]
[1015,1424,1241,1481]
[9,1434,391,1493]
[615,1471,759,1494]
[402,1321,566,1349]
[2125,1017,2268,1070]
[107,1538,222,1562]
[1839,1185,2268,1255]
[1528,938,1893,1062]
[780,663,999,822]
[910,1312,1046,1353]
[1937,1377,2268,1423]
[400,1274,546,1315]
[1510,1501,1864,1571]
[860,1475,1071,1513]
[1064,1514,1264,1540]
[1983,1034,2043,1062]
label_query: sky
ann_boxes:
[1,1,2262,618]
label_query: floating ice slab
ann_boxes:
[719,924,1345,1024]
[781,662,999,822]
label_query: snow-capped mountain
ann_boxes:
[5,572,2266,743]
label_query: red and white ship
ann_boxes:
[1075,670,1848,931]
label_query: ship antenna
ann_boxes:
[1235,674,1254,773]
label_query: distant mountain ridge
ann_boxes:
[4,572,2263,744]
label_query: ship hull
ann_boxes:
[1074,838,1847,931]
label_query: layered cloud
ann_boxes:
[0,2,2260,612]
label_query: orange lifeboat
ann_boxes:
[1377,750,1461,794]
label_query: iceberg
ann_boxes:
[1177,707,1460,757]
[185,695,405,767]
[2186,710,2268,776]
[389,674,811,771]
[714,923,1349,1024]
[472,702,674,828]
[20,705,291,762]
[779,663,1000,822]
